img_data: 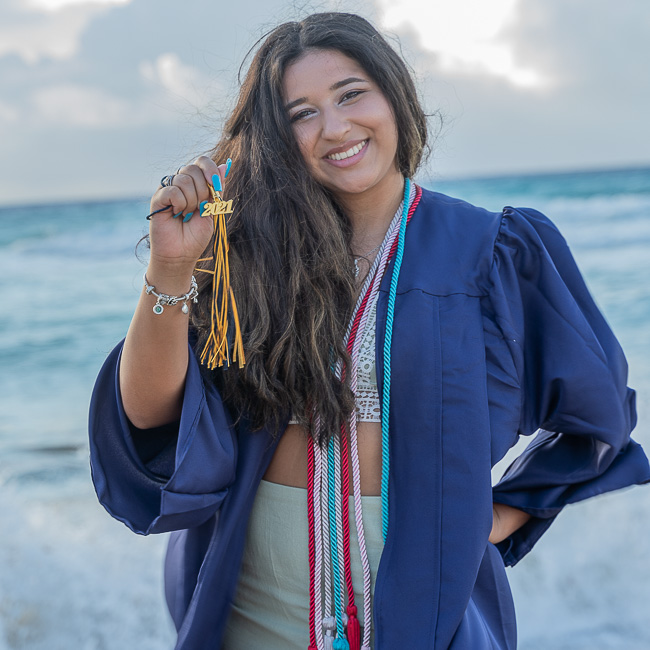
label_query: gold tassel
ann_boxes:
[195,183,245,369]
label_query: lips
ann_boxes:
[325,139,368,160]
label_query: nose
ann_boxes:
[320,105,351,142]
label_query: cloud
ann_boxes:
[23,51,223,130]
[511,0,650,91]
[30,84,132,128]
[0,100,19,123]
[372,0,650,178]
[139,53,221,110]
[0,0,649,206]
[0,0,115,64]
[28,0,130,11]
[378,0,550,89]
[27,80,202,128]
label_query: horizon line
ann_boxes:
[1,162,649,211]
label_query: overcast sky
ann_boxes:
[0,0,648,206]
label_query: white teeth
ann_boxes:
[327,140,366,160]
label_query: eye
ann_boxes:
[340,89,365,103]
[290,108,314,123]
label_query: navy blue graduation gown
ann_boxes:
[89,188,650,649]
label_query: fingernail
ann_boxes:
[183,212,193,222]
[172,211,183,219]
[199,201,208,215]
[225,158,232,178]
[212,174,222,192]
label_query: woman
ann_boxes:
[89,12,650,650]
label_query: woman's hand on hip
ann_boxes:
[489,503,532,544]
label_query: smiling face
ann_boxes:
[283,49,402,204]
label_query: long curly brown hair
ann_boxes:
[191,12,428,443]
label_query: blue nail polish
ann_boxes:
[199,201,208,215]
[172,211,183,219]
[225,158,232,178]
[183,212,193,222]
[212,174,222,192]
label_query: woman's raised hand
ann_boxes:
[147,156,229,274]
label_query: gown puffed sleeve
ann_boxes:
[88,339,237,535]
[488,206,650,566]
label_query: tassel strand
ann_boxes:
[196,184,245,369]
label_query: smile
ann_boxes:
[325,140,368,161]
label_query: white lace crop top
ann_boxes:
[288,291,381,425]
[354,294,381,422]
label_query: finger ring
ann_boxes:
[160,174,176,187]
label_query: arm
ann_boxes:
[488,206,650,565]
[120,156,226,429]
[89,157,238,535]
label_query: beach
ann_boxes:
[1,167,649,649]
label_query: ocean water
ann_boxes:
[0,167,649,649]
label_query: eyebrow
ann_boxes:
[284,77,368,111]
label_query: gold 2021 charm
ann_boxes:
[201,199,233,217]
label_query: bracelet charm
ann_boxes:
[143,273,199,315]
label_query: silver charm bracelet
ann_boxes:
[143,273,199,315]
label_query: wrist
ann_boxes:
[146,260,197,295]
[143,272,198,316]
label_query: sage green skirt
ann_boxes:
[222,479,384,649]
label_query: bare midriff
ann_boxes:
[263,421,383,496]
